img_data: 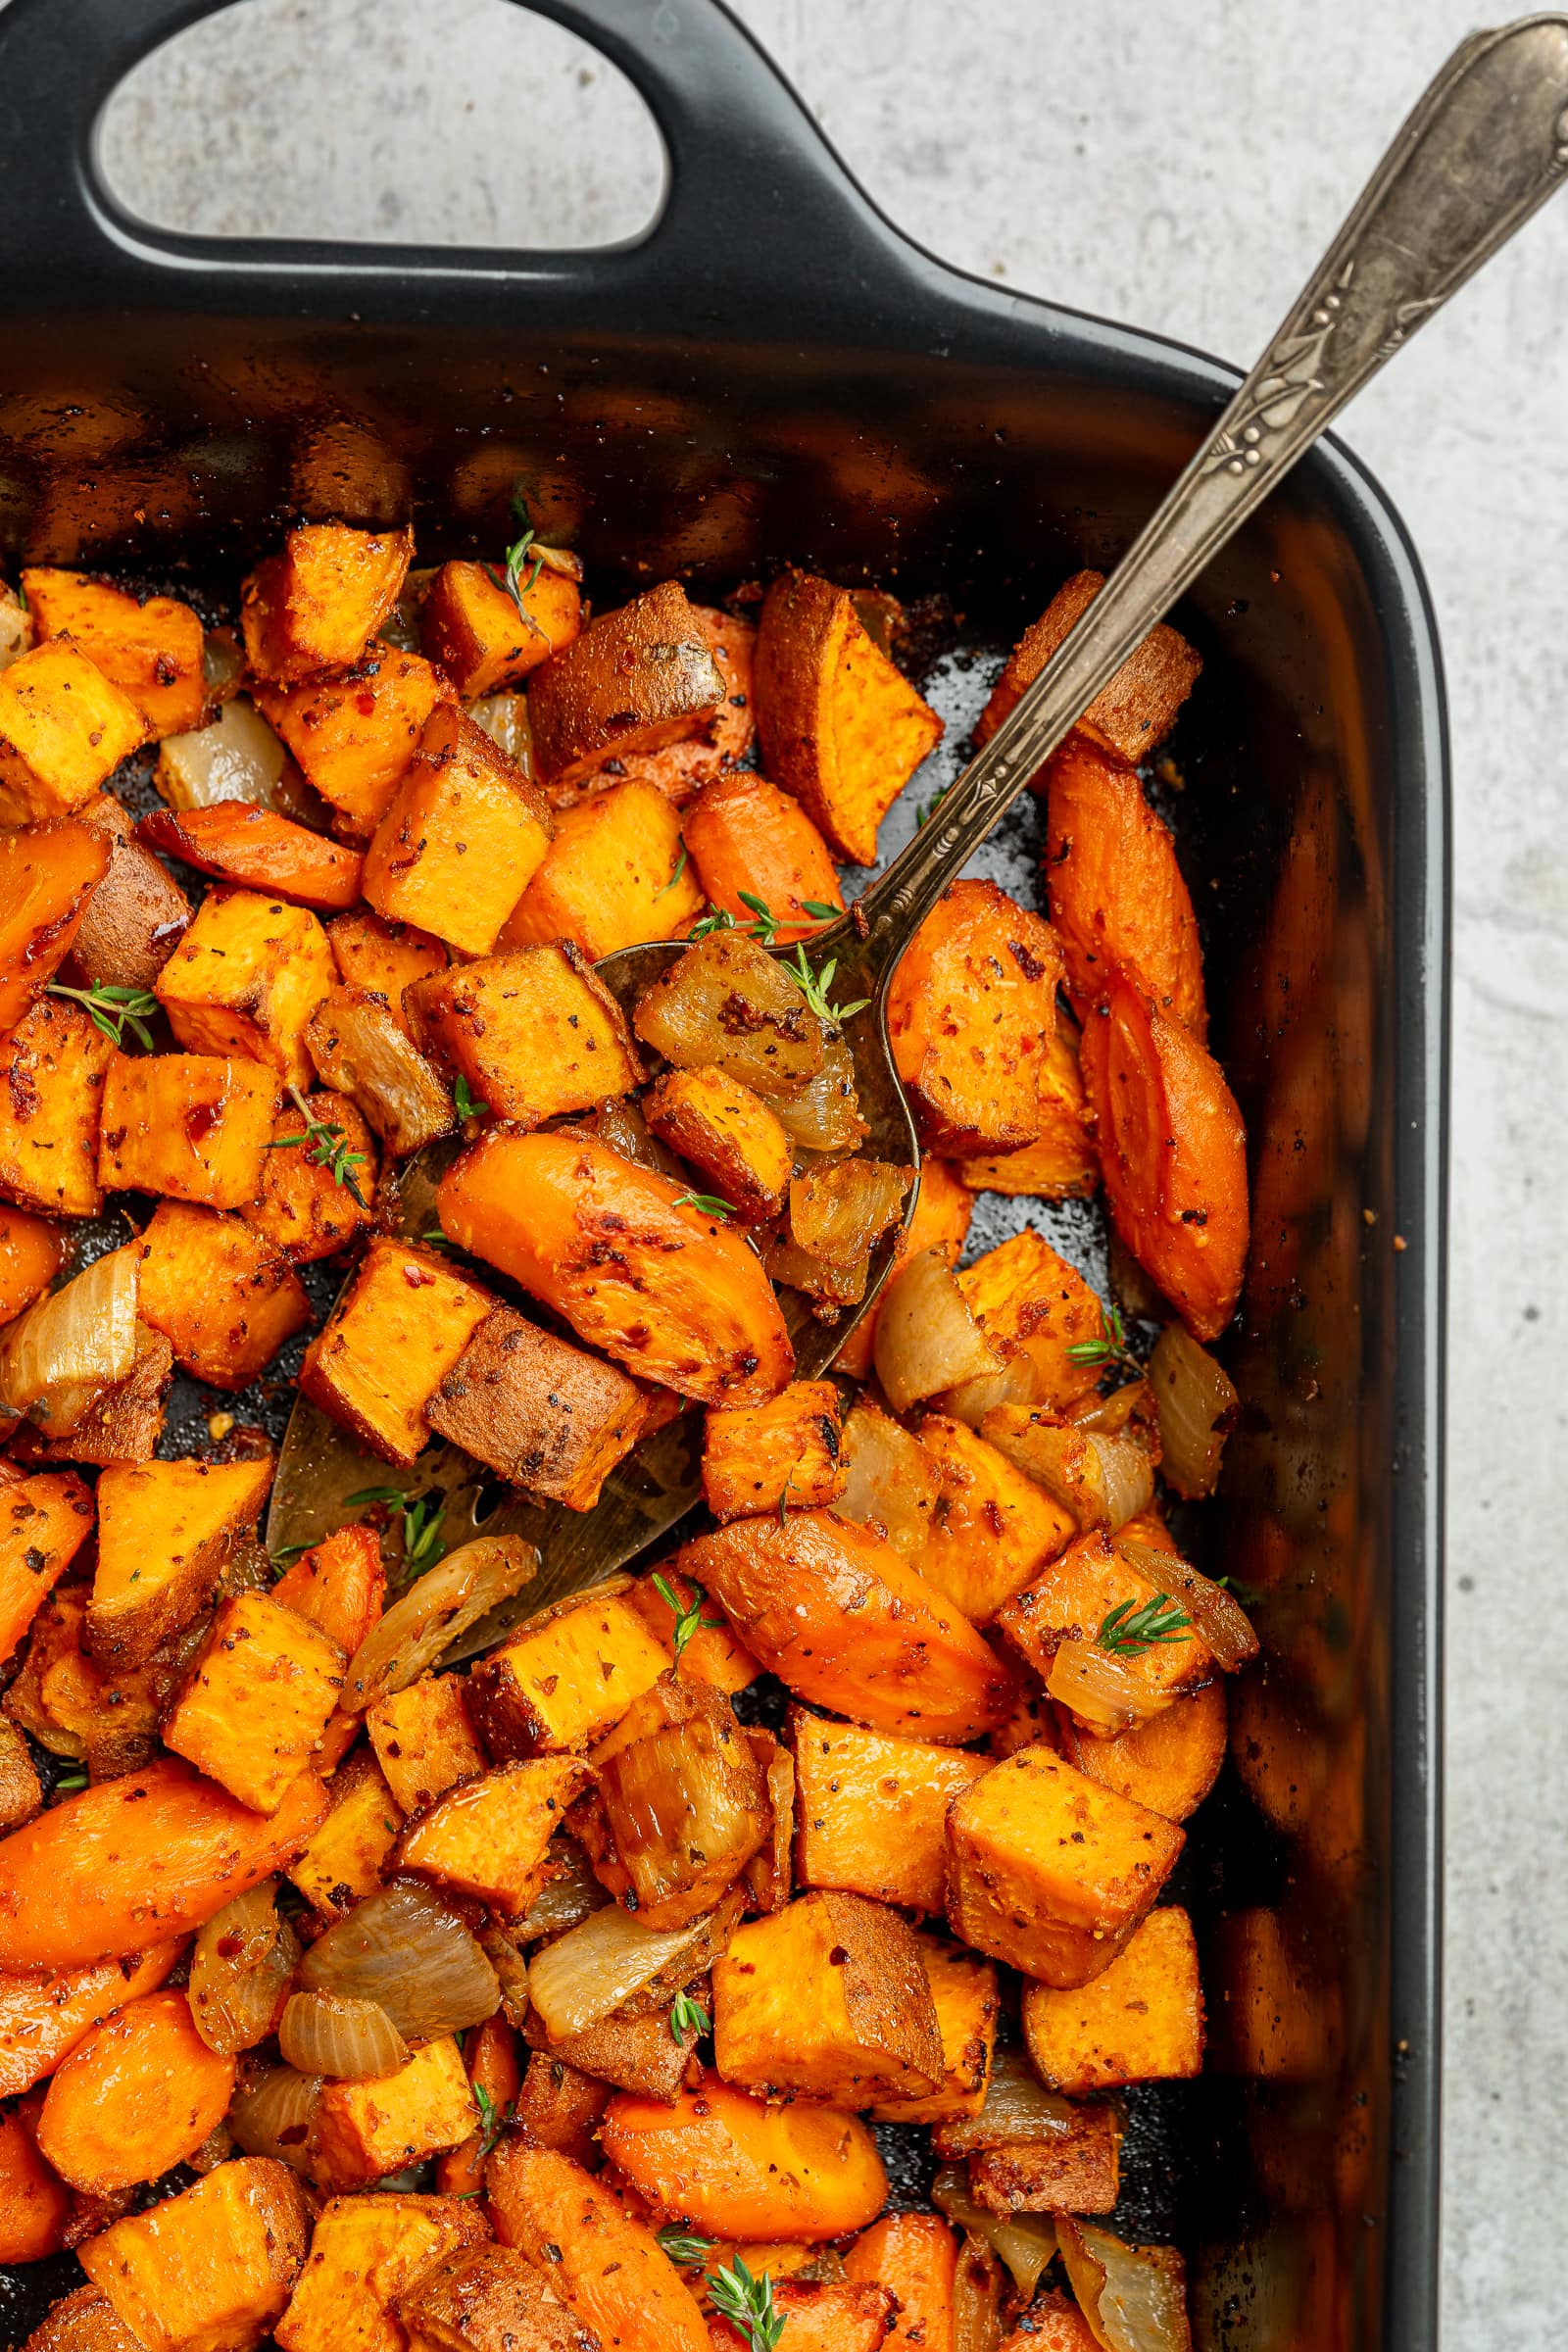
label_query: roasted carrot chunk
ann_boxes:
[0,2092,69,2262]
[0,1943,182,2099]
[682,768,845,941]
[974,568,1200,769]
[137,805,365,913]
[36,1987,234,2193]
[886,879,1066,1156]
[1080,972,1249,1339]
[845,2215,957,2352]
[597,2075,888,2240]
[0,818,110,1032]
[22,570,205,737]
[1045,738,1206,1034]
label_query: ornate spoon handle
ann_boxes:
[849,13,1568,977]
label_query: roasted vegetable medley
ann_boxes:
[0,514,1254,2352]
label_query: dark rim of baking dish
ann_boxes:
[0,2,1445,2345]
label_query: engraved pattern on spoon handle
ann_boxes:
[849,14,1568,977]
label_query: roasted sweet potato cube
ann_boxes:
[299,1235,494,1467]
[575,1672,768,1930]
[0,1717,42,1834]
[420,557,582,698]
[868,1933,999,2126]
[283,1750,401,1915]
[0,1469,94,1667]
[255,643,453,835]
[790,1712,989,1914]
[77,2155,312,2352]
[886,879,1066,1156]
[525,1990,705,2106]
[314,2034,476,2191]
[393,2243,593,2352]
[1062,1679,1227,1824]
[0,817,110,1031]
[625,1567,759,1694]
[713,1887,943,2104]
[135,1200,311,1389]
[966,2104,1121,2215]
[590,604,754,808]
[0,998,115,1215]
[327,908,447,1034]
[755,570,942,866]
[98,1051,278,1210]
[955,1230,1105,1412]
[242,522,415,686]
[1022,1905,1203,2093]
[69,796,192,993]
[0,640,149,823]
[995,1532,1213,1724]
[364,705,554,956]
[642,1064,792,1226]
[242,1090,377,1261]
[511,2049,611,2165]
[304,985,455,1157]
[424,1304,652,1512]
[275,2192,491,2352]
[701,1381,844,1520]
[163,1590,344,1813]
[465,1589,668,1759]
[946,1747,1184,1985]
[87,1454,273,1669]
[273,1523,384,1655]
[155,889,335,1087]
[405,944,642,1128]
[958,1012,1098,1200]
[0,1202,62,1323]
[917,1414,1076,1624]
[974,568,1200,769]
[23,570,205,737]
[498,777,702,959]
[1045,738,1206,1034]
[682,767,843,942]
[367,1673,487,1813]
[21,2287,143,2352]
[525,580,723,794]
[137,804,365,913]
[392,1756,586,1916]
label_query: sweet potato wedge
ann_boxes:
[22,570,205,737]
[272,1523,385,1657]
[274,2193,491,2352]
[78,2155,312,2352]
[425,1303,653,1511]
[0,2091,70,2261]
[367,1673,487,1813]
[1045,738,1205,1035]
[498,777,704,959]
[135,1200,311,1389]
[957,1010,1098,1201]
[0,1943,182,2098]
[886,879,1065,1156]
[465,1587,668,1759]
[392,1756,587,1916]
[755,570,943,865]
[1060,1677,1227,1823]
[597,2075,887,2239]
[643,1064,793,1226]
[0,640,150,824]
[36,1987,235,2193]
[98,1050,278,1211]
[419,557,582,698]
[69,796,192,992]
[790,1711,989,1914]
[844,2215,957,2351]
[0,1757,328,1971]
[0,998,116,1216]
[974,569,1200,769]
[155,888,335,1088]
[314,2034,477,2190]
[995,1530,1212,1726]
[677,1508,1015,1743]
[299,1235,495,1466]
[242,522,415,685]
[163,1590,345,1813]
[304,984,455,1157]
[326,907,447,1033]
[1021,1904,1203,2093]
[0,1202,63,1324]
[713,1887,943,2104]
[364,705,555,956]
[486,2141,710,2352]
[88,1453,273,1669]
[137,805,365,913]
[946,1747,1184,1986]
[255,645,454,836]
[701,1380,845,1520]
[0,817,110,1032]
[916,1413,1076,1623]
[597,605,756,807]
[1080,972,1249,1340]
[242,1089,378,1261]
[405,944,643,1128]
[526,581,725,795]
[0,1469,95,1666]
[682,767,844,942]
[437,1126,794,1407]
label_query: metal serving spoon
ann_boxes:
[267,14,1568,1636]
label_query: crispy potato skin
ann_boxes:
[392,2242,595,2352]
[966,2103,1121,2215]
[70,798,192,992]
[676,1509,1016,1743]
[36,1988,234,2194]
[0,818,110,1031]
[0,1758,328,1972]
[599,2074,888,2239]
[974,569,1200,769]
[20,2287,145,2352]
[682,767,844,941]
[425,1303,652,1511]
[526,580,725,794]
[886,879,1066,1157]
[137,806,365,914]
[437,1126,794,1406]
[1045,740,1206,1036]
[485,2141,711,2352]
[1080,973,1249,1340]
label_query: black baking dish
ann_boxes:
[0,2,1445,2344]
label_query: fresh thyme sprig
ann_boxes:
[686,905,738,942]
[52,1768,89,1794]
[1065,1301,1142,1379]
[485,489,546,622]
[656,2225,716,2269]
[346,1485,448,1581]
[472,2083,514,2158]
[687,893,837,947]
[668,1987,710,2044]
[785,943,869,1025]
[673,1191,733,1222]
[270,1540,313,1569]
[777,1469,795,1531]
[267,1084,371,1209]
[46,980,159,1051]
[708,2256,785,2350]
[1097,1593,1193,1657]
[799,899,840,921]
[420,1225,459,1253]
[652,1572,722,1665]
[454,1076,490,1124]
[655,845,689,901]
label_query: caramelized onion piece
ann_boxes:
[189,1879,301,2056]
[760,1229,869,1309]
[227,2064,322,2177]
[952,2232,1006,2352]
[278,1989,410,2080]
[1056,2216,1192,2352]
[306,988,455,1158]
[0,1247,138,1434]
[343,1536,537,1712]
[980,1410,1152,1533]
[1117,1541,1259,1674]
[933,2043,1076,2155]
[759,1035,866,1152]
[1048,1641,1171,1737]
[934,2168,1056,2305]
[633,933,826,1094]
[466,692,533,774]
[527,1902,710,2043]
[936,1350,1042,1432]
[788,1160,909,1265]
[298,1882,500,2042]
[515,1839,612,1941]
[1150,1324,1238,1498]
[875,1248,1004,1414]
[157,698,288,809]
[834,1396,941,1558]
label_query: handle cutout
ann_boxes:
[97,0,665,250]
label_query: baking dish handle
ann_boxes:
[0,0,900,296]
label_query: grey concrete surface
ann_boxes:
[32,0,1568,2338]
